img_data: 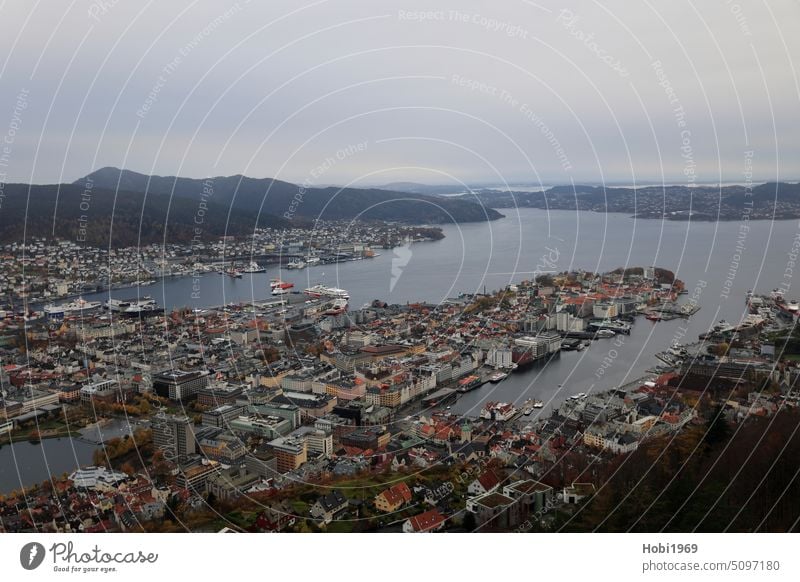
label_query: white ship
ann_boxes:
[241,261,266,273]
[43,297,102,317]
[304,284,349,299]
[123,297,159,314]
[489,372,508,383]
[105,296,160,315]
[286,259,306,270]
[305,256,321,266]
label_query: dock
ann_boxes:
[422,387,457,406]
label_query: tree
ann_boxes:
[92,449,108,467]
[703,404,730,449]
[711,342,730,357]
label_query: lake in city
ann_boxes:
[0,437,96,494]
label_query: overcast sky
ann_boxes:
[0,0,798,187]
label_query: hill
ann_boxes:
[0,182,286,247]
[76,168,504,224]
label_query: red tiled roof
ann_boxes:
[407,508,445,532]
[477,470,501,492]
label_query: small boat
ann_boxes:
[271,281,294,295]
[489,372,508,383]
[304,284,349,299]
[287,259,306,270]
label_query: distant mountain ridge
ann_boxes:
[0,182,283,247]
[431,181,800,220]
[75,167,504,224]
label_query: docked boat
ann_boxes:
[105,296,160,316]
[668,342,688,357]
[456,375,484,393]
[521,399,544,415]
[305,256,321,266]
[272,281,294,295]
[287,259,306,270]
[242,261,266,273]
[595,329,616,338]
[699,319,736,339]
[122,297,160,315]
[590,320,632,334]
[655,352,678,366]
[271,280,293,290]
[488,371,508,383]
[304,284,349,299]
[105,298,131,312]
[43,297,102,318]
[225,269,242,278]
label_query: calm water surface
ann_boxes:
[0,438,96,493]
